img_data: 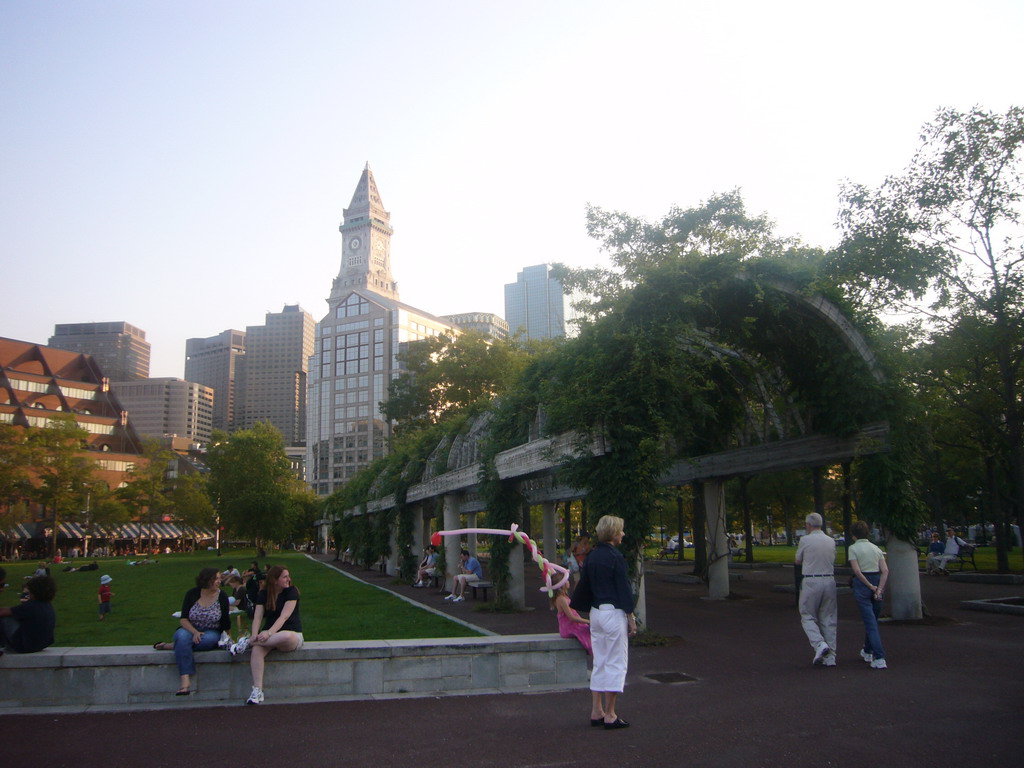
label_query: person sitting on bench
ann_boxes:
[445,550,482,603]
[414,546,438,587]
[935,528,968,573]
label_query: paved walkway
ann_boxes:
[3,556,1022,767]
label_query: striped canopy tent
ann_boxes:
[3,522,43,540]
[55,522,86,539]
[4,522,214,541]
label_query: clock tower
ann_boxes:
[330,163,399,301]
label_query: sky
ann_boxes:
[2,0,1022,378]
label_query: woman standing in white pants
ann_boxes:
[570,515,636,730]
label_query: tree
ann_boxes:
[836,105,1024,552]
[205,422,299,546]
[172,473,216,530]
[383,331,531,436]
[0,424,32,517]
[81,478,129,556]
[25,415,94,557]
[119,439,175,552]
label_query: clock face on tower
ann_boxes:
[349,236,362,251]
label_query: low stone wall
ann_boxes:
[0,634,588,712]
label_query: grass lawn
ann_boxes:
[647,543,1024,572]
[1,549,482,647]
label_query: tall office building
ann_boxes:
[236,304,315,446]
[503,264,567,340]
[306,165,456,496]
[111,378,215,445]
[49,321,151,381]
[184,330,245,433]
[441,312,510,341]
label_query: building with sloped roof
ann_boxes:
[0,336,145,490]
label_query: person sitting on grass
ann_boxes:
[445,549,483,603]
[0,575,56,655]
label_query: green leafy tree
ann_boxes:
[25,415,94,557]
[0,424,33,524]
[383,331,531,436]
[80,478,129,556]
[836,105,1024,545]
[171,472,217,542]
[119,439,175,551]
[205,422,298,546]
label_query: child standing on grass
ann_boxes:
[97,574,114,620]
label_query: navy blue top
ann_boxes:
[570,542,634,614]
[7,599,55,653]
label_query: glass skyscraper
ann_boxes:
[503,264,566,341]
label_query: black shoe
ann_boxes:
[590,718,603,727]
[604,718,630,730]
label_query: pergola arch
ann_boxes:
[323,273,910,616]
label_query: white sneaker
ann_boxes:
[859,649,874,663]
[822,651,837,667]
[812,642,830,665]
[217,631,232,649]
[230,636,251,656]
[444,594,456,601]
[452,595,464,602]
[870,658,888,669]
[246,686,264,705]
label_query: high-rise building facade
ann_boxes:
[236,304,315,446]
[49,321,151,381]
[503,264,566,340]
[111,378,214,445]
[306,165,456,496]
[441,312,510,341]
[184,330,245,433]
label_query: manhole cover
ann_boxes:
[645,672,698,684]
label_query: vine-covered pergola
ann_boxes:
[322,255,925,622]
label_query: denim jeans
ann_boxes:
[852,573,885,659]
[173,627,221,675]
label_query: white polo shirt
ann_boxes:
[795,530,836,576]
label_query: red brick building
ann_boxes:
[0,336,144,490]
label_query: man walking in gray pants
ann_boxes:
[795,512,837,666]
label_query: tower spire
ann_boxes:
[331,165,399,301]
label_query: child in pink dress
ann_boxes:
[551,582,592,655]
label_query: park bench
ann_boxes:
[470,580,494,601]
[920,543,978,573]
[951,544,977,571]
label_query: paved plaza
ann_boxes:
[2,555,1021,767]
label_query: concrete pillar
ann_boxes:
[507,534,526,609]
[633,556,648,630]
[412,504,426,554]
[443,493,462,594]
[320,520,330,555]
[705,480,730,599]
[387,520,399,576]
[467,511,478,557]
[542,501,557,563]
[885,535,923,620]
